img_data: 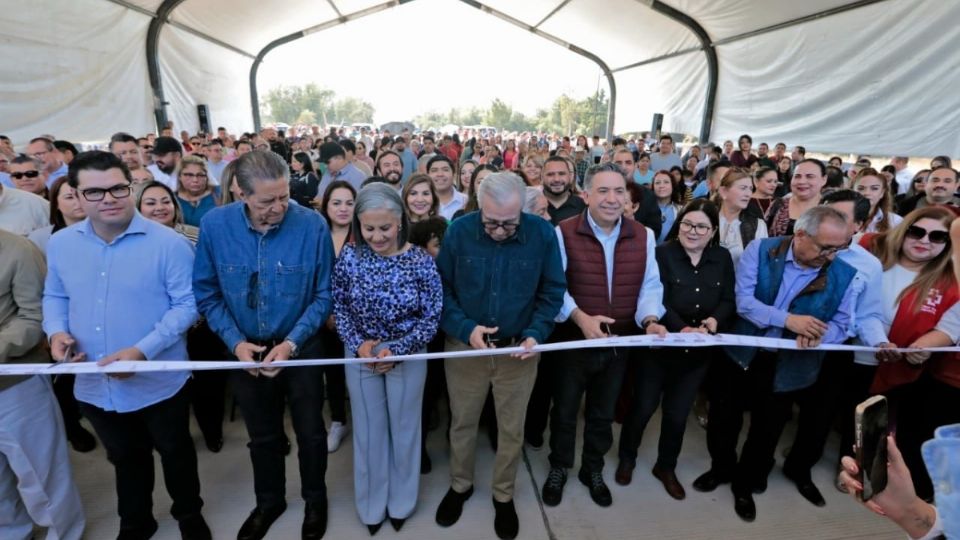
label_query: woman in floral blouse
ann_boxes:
[332,182,443,534]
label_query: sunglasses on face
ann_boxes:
[905,225,949,244]
[10,170,40,180]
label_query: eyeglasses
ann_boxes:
[79,183,132,202]
[10,170,40,180]
[678,220,713,235]
[180,172,208,180]
[905,225,949,244]
[246,271,260,309]
[31,150,48,159]
[140,145,154,151]
[481,216,520,234]
[809,237,849,256]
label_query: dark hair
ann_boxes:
[464,164,499,212]
[544,154,573,174]
[236,140,253,152]
[666,198,720,247]
[318,141,346,163]
[29,137,54,150]
[931,156,952,169]
[426,154,454,173]
[401,173,439,219]
[707,159,731,179]
[408,216,448,248]
[67,150,131,188]
[374,150,403,175]
[339,139,357,153]
[109,132,138,151]
[794,145,807,157]
[612,137,627,147]
[318,180,357,226]
[625,182,644,209]
[48,177,74,232]
[659,133,673,143]
[820,188,871,225]
[738,134,752,145]
[829,156,844,166]
[292,152,315,174]
[136,180,184,225]
[422,135,435,144]
[53,140,78,158]
[796,158,826,177]
[361,176,388,188]
[825,166,845,188]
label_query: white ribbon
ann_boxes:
[1,333,955,376]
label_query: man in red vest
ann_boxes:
[541,162,667,508]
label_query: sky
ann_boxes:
[255,0,605,124]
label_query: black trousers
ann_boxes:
[232,356,328,509]
[548,348,626,473]
[525,350,557,441]
[79,386,202,530]
[783,350,852,480]
[52,374,85,437]
[894,374,960,500]
[320,328,347,424]
[837,362,878,463]
[186,321,227,442]
[618,348,709,470]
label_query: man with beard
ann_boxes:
[612,149,662,238]
[109,133,145,173]
[374,150,404,191]
[541,156,584,226]
[897,166,960,214]
[137,137,155,166]
[392,136,418,184]
[147,136,182,191]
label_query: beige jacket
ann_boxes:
[0,229,49,391]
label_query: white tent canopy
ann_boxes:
[2,0,959,156]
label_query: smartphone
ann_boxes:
[855,395,888,501]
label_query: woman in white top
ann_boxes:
[853,167,903,233]
[715,168,768,266]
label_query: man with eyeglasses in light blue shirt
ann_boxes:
[43,151,210,540]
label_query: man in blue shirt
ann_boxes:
[27,136,67,187]
[693,206,856,523]
[43,151,209,539]
[317,141,366,196]
[783,190,894,505]
[434,172,565,540]
[193,150,334,540]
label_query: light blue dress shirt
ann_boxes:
[42,212,198,413]
[736,240,854,344]
[837,243,887,346]
[554,212,665,326]
[319,162,366,196]
[0,172,11,188]
[46,162,68,187]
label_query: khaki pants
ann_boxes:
[444,337,539,502]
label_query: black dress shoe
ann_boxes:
[421,449,432,475]
[615,460,635,486]
[753,477,768,494]
[68,426,97,453]
[366,522,382,535]
[389,517,406,532]
[303,501,328,539]
[541,467,567,507]
[734,493,756,522]
[692,469,730,493]
[783,469,826,507]
[237,504,286,540]
[204,435,224,453]
[178,513,212,540]
[435,486,474,527]
[578,469,612,507]
[117,518,158,540]
[492,498,519,540]
[525,432,544,450]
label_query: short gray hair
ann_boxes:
[352,182,409,250]
[583,162,628,190]
[477,171,525,210]
[235,150,289,195]
[523,186,545,214]
[794,205,847,236]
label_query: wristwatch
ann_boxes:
[284,339,299,358]
[641,318,659,330]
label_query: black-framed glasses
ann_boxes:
[678,220,712,235]
[480,215,520,234]
[10,170,40,180]
[79,183,132,202]
[905,225,949,244]
[809,237,849,256]
[246,271,260,309]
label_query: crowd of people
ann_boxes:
[0,124,957,540]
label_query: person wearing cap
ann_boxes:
[573,146,590,185]
[318,141,366,196]
[148,136,183,192]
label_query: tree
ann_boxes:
[331,97,375,124]
[261,83,370,126]
[485,98,514,129]
[296,109,317,125]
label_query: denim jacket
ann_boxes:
[193,202,334,353]
[923,423,960,538]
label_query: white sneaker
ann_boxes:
[327,421,349,453]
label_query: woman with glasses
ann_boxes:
[289,151,320,208]
[895,169,930,212]
[855,206,960,500]
[852,168,903,233]
[617,199,735,500]
[332,183,442,534]
[176,155,218,227]
[317,180,357,454]
[716,168,769,266]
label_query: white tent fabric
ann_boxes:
[1,0,958,156]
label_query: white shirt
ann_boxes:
[147,163,178,191]
[719,214,768,268]
[0,187,49,236]
[554,212,666,325]
[438,190,466,221]
[895,168,914,194]
[864,209,903,233]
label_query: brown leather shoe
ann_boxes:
[652,466,686,500]
[615,460,635,486]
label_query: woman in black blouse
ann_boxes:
[616,199,736,500]
[289,151,320,207]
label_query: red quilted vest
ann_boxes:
[558,211,647,337]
